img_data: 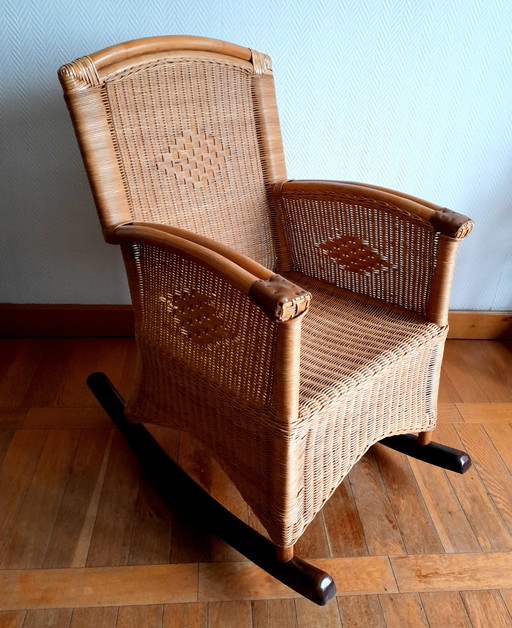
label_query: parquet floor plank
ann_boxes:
[434,424,512,551]
[419,591,471,627]
[116,605,163,628]
[294,596,341,627]
[1,430,78,569]
[86,431,140,567]
[162,603,206,628]
[379,593,429,627]
[251,600,297,628]
[460,590,512,628]
[372,444,444,555]
[337,596,385,627]
[322,477,368,557]
[0,339,46,408]
[207,601,251,628]
[349,450,405,556]
[0,430,47,562]
[43,429,112,568]
[69,607,118,628]
[22,609,72,628]
[391,552,512,592]
[407,456,481,553]
[0,611,25,628]
[455,422,512,535]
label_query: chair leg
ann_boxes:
[379,433,471,474]
[86,372,336,606]
[277,545,294,562]
[418,430,433,446]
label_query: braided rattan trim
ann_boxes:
[430,207,474,239]
[251,50,272,74]
[58,56,100,92]
[249,274,311,321]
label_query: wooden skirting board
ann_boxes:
[0,304,511,339]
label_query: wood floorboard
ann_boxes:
[460,589,512,628]
[0,610,26,628]
[116,604,163,628]
[455,422,512,535]
[348,450,406,556]
[294,596,342,627]
[69,607,119,628]
[251,600,297,628]
[162,603,206,628]
[1,338,512,624]
[1,430,78,569]
[22,609,72,628]
[433,424,512,551]
[391,552,512,592]
[419,591,471,627]
[322,476,368,557]
[207,601,251,628]
[0,565,197,610]
[337,595,386,627]
[85,431,140,568]
[372,444,444,555]
[43,429,112,569]
[457,403,512,423]
[379,593,429,627]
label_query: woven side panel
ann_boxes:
[103,57,276,269]
[122,242,290,540]
[277,192,438,316]
[282,272,447,544]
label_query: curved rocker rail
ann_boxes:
[87,372,337,606]
[379,434,472,474]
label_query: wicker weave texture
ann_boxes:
[122,238,446,546]
[279,272,446,544]
[58,37,472,551]
[104,57,276,268]
[277,191,438,316]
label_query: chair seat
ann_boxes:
[284,272,445,414]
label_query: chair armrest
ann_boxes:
[113,223,306,425]
[273,179,473,325]
[114,223,311,322]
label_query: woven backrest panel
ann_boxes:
[277,192,438,316]
[103,56,277,268]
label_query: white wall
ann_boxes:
[1,0,511,308]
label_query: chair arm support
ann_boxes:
[114,223,311,322]
[272,179,473,324]
[274,180,474,239]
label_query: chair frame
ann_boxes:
[59,35,473,605]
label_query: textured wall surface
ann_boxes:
[1,0,511,308]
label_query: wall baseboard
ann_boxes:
[1,304,511,339]
[0,304,134,337]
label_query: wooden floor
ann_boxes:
[0,338,511,627]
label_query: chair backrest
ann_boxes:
[59,36,287,269]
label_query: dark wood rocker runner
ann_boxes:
[88,371,472,606]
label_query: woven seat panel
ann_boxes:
[103,57,276,268]
[279,272,447,544]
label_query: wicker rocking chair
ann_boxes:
[59,36,473,604]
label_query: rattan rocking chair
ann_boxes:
[59,35,473,605]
